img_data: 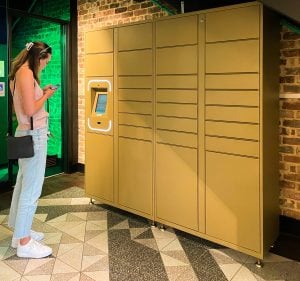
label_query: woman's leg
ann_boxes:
[8,164,23,229]
[13,130,48,240]
[8,128,52,258]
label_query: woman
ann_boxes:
[8,41,57,258]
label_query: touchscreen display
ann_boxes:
[95,94,107,114]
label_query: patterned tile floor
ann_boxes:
[0,173,299,281]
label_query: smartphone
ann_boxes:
[50,84,60,90]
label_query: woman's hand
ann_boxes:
[43,84,56,98]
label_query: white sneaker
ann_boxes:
[17,238,52,258]
[11,230,45,248]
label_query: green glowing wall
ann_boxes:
[11,1,69,158]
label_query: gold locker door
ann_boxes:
[206,152,260,252]
[156,145,198,230]
[85,133,114,203]
[118,138,153,215]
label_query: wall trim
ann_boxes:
[72,163,84,173]
[280,215,300,237]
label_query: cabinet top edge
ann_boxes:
[155,1,262,21]
[84,1,262,33]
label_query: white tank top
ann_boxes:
[12,79,48,130]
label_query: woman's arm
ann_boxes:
[17,67,55,116]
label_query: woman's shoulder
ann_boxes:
[17,64,33,74]
[16,65,34,80]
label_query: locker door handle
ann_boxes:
[87,118,112,132]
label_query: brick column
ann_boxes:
[279,25,300,219]
[77,0,170,164]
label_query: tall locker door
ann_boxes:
[205,5,261,252]
[117,23,154,217]
[85,28,114,203]
[155,15,199,231]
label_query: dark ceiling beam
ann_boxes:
[259,0,300,23]
[7,7,68,25]
[151,0,177,15]
[12,0,39,30]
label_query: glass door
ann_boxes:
[9,15,65,181]
[0,0,71,190]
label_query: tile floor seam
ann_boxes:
[227,263,243,281]
[228,264,241,281]
[80,212,93,273]
[159,237,177,252]
[55,241,82,259]
[1,224,12,232]
[56,254,81,273]
[233,263,261,281]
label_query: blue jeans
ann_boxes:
[8,127,48,239]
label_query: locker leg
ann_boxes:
[255,259,263,268]
[158,224,165,232]
[150,221,156,229]
[89,198,95,205]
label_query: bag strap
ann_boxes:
[11,78,34,130]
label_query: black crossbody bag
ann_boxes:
[7,79,34,160]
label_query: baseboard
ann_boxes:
[280,215,300,237]
[0,180,13,194]
[76,163,84,173]
[271,215,300,261]
[46,155,58,167]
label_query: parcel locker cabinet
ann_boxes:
[84,2,280,260]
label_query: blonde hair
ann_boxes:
[9,41,52,84]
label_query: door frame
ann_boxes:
[1,4,78,190]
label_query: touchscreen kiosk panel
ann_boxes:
[95,93,107,115]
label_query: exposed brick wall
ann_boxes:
[279,26,300,220]
[77,1,300,220]
[77,0,169,163]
